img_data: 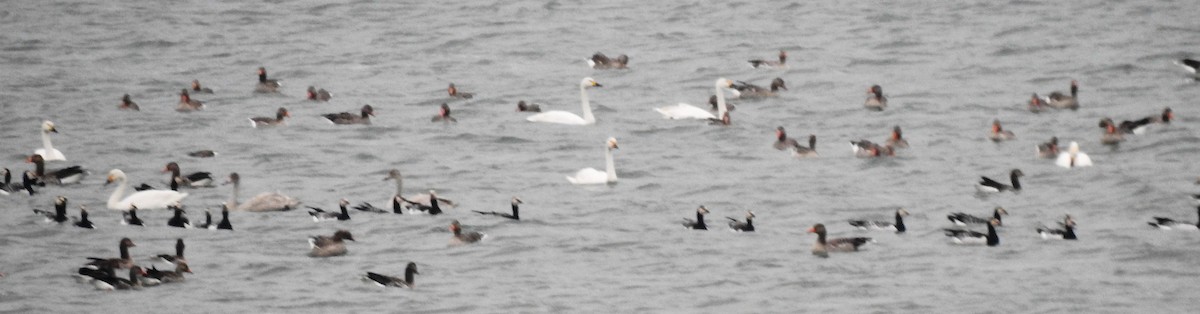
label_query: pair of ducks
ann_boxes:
[32,196,97,229]
[849,126,910,158]
[1028,80,1081,112]
[76,238,192,290]
[681,206,756,232]
[118,80,212,111]
[309,219,488,258]
[1098,107,1174,145]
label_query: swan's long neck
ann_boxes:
[714,83,728,118]
[108,177,128,209]
[393,177,403,198]
[605,147,616,182]
[580,85,595,124]
[228,182,240,209]
[41,130,54,153]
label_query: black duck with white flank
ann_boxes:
[1148,206,1200,231]
[156,239,186,265]
[308,199,351,222]
[2,168,36,196]
[944,219,1000,246]
[167,204,190,228]
[1037,215,1078,240]
[1045,80,1080,110]
[216,205,233,230]
[1116,108,1173,135]
[33,195,69,223]
[121,205,144,226]
[849,208,910,233]
[727,211,755,232]
[948,207,1008,226]
[731,78,786,98]
[364,262,419,288]
[146,262,191,283]
[473,197,522,220]
[74,206,95,229]
[681,206,710,230]
[976,169,1023,193]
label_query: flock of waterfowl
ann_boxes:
[6,52,1200,292]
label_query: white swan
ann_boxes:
[383,169,455,209]
[653,78,734,120]
[567,137,619,185]
[526,77,602,125]
[652,78,734,120]
[105,169,189,210]
[225,172,301,212]
[34,120,66,161]
[1056,141,1093,168]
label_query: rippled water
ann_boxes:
[3,0,1200,312]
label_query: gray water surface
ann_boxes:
[2,0,1200,312]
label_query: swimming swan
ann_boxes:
[526,78,602,125]
[567,137,619,185]
[653,78,735,120]
[225,172,300,212]
[35,120,66,161]
[105,169,189,211]
[1055,141,1092,168]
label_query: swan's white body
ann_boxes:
[655,78,734,120]
[654,103,715,120]
[526,77,601,125]
[106,169,189,210]
[237,192,300,212]
[35,121,65,161]
[1056,142,1093,168]
[384,169,455,209]
[227,173,300,212]
[567,137,618,185]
